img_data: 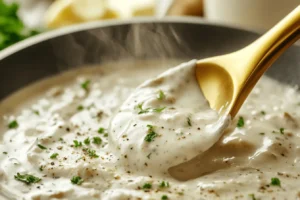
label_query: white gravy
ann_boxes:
[110,60,230,176]
[1,60,300,200]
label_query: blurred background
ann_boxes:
[1,0,299,51]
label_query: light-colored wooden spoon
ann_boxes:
[196,6,300,118]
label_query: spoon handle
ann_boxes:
[227,6,299,117]
[242,5,299,89]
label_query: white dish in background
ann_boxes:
[4,0,174,28]
[204,0,300,31]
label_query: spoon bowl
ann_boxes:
[196,6,300,117]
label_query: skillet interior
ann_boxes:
[0,18,299,101]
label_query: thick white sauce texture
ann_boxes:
[110,60,230,176]
[1,60,300,200]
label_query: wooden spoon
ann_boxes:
[196,6,300,118]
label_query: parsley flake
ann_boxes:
[249,194,257,200]
[71,176,83,185]
[37,144,47,150]
[237,116,244,128]
[50,153,59,159]
[14,173,41,184]
[87,149,99,158]
[83,148,99,158]
[73,140,82,148]
[84,137,90,145]
[270,177,281,186]
[153,107,166,113]
[272,128,285,135]
[33,110,40,115]
[8,120,18,129]
[136,103,165,114]
[93,137,102,145]
[161,195,168,200]
[137,103,150,114]
[187,117,192,126]
[280,128,284,134]
[77,105,84,111]
[142,183,152,189]
[147,153,152,159]
[159,181,170,188]
[157,90,165,100]
[144,125,158,142]
[81,80,90,91]
[98,127,105,134]
[39,165,44,171]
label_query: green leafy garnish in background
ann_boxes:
[0,0,40,50]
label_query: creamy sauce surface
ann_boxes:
[1,60,300,200]
[110,60,229,176]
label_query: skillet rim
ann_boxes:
[0,16,263,61]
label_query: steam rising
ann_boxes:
[50,23,195,71]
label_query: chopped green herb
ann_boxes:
[104,133,108,137]
[153,107,166,113]
[50,153,59,159]
[81,80,90,91]
[187,117,192,126]
[77,105,84,111]
[93,137,102,145]
[270,177,281,186]
[280,128,284,134]
[136,103,166,114]
[157,90,165,100]
[83,148,99,158]
[272,128,285,135]
[88,149,99,158]
[3,152,7,154]
[84,137,90,145]
[259,132,265,135]
[144,125,158,142]
[142,183,152,189]
[147,124,154,129]
[39,165,44,171]
[0,0,41,50]
[14,173,41,184]
[33,110,40,115]
[73,140,82,148]
[249,194,257,200]
[8,120,18,129]
[137,103,150,114]
[37,144,47,150]
[147,153,152,159]
[71,176,83,185]
[144,132,157,142]
[161,195,168,200]
[237,116,244,128]
[260,111,266,115]
[98,127,105,134]
[159,181,170,188]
